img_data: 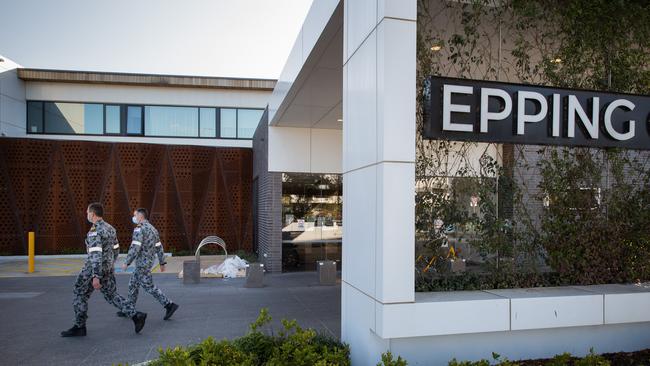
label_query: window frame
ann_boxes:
[25,100,264,140]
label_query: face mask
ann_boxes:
[132,216,139,224]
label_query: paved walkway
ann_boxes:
[0,272,341,365]
[0,254,225,277]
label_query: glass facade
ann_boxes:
[281,173,342,272]
[26,101,263,140]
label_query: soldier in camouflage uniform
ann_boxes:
[119,208,179,320]
[61,202,147,337]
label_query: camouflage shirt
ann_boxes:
[85,219,119,278]
[125,220,166,270]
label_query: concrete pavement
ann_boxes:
[0,272,341,365]
[0,254,228,278]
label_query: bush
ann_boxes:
[148,338,255,366]
[416,271,564,292]
[378,352,408,366]
[447,348,630,366]
[147,308,349,366]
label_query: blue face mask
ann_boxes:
[132,216,138,224]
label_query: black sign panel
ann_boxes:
[422,76,650,149]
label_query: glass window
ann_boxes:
[43,102,103,134]
[27,101,43,133]
[145,106,198,137]
[237,109,263,139]
[199,108,216,137]
[281,173,343,271]
[105,105,121,134]
[126,106,142,135]
[220,108,237,138]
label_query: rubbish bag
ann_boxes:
[203,255,248,278]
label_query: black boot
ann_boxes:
[132,312,147,333]
[116,311,126,318]
[164,303,179,320]
[60,325,87,337]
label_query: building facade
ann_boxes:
[0,59,273,256]
[1,0,649,364]
[256,0,650,365]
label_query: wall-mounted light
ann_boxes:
[551,57,562,64]
[337,118,343,122]
[430,45,442,52]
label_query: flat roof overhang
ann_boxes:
[17,68,276,91]
[268,0,342,129]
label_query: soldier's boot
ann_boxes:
[163,303,179,320]
[132,312,147,333]
[116,311,127,318]
[60,325,87,337]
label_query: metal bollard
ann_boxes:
[317,260,337,286]
[183,260,200,284]
[28,232,35,274]
[245,263,265,288]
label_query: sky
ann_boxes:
[0,0,313,79]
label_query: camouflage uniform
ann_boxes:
[73,219,137,327]
[125,220,172,307]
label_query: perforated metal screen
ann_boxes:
[0,138,253,255]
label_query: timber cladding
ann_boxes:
[0,138,253,255]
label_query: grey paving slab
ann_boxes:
[0,272,341,366]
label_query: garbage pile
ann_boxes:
[203,255,248,278]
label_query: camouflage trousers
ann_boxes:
[127,267,171,308]
[73,264,136,327]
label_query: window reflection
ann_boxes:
[26,101,263,140]
[126,106,142,135]
[27,101,44,133]
[43,102,102,134]
[145,106,198,137]
[199,108,216,137]
[105,105,121,134]
[237,109,263,139]
[281,173,342,271]
[220,108,237,138]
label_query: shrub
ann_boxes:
[146,308,349,366]
[266,319,350,366]
[378,352,408,366]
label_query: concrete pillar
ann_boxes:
[341,0,417,364]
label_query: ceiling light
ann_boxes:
[337,118,343,122]
[430,45,442,51]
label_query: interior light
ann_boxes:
[430,45,442,51]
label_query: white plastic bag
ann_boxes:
[204,255,248,278]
